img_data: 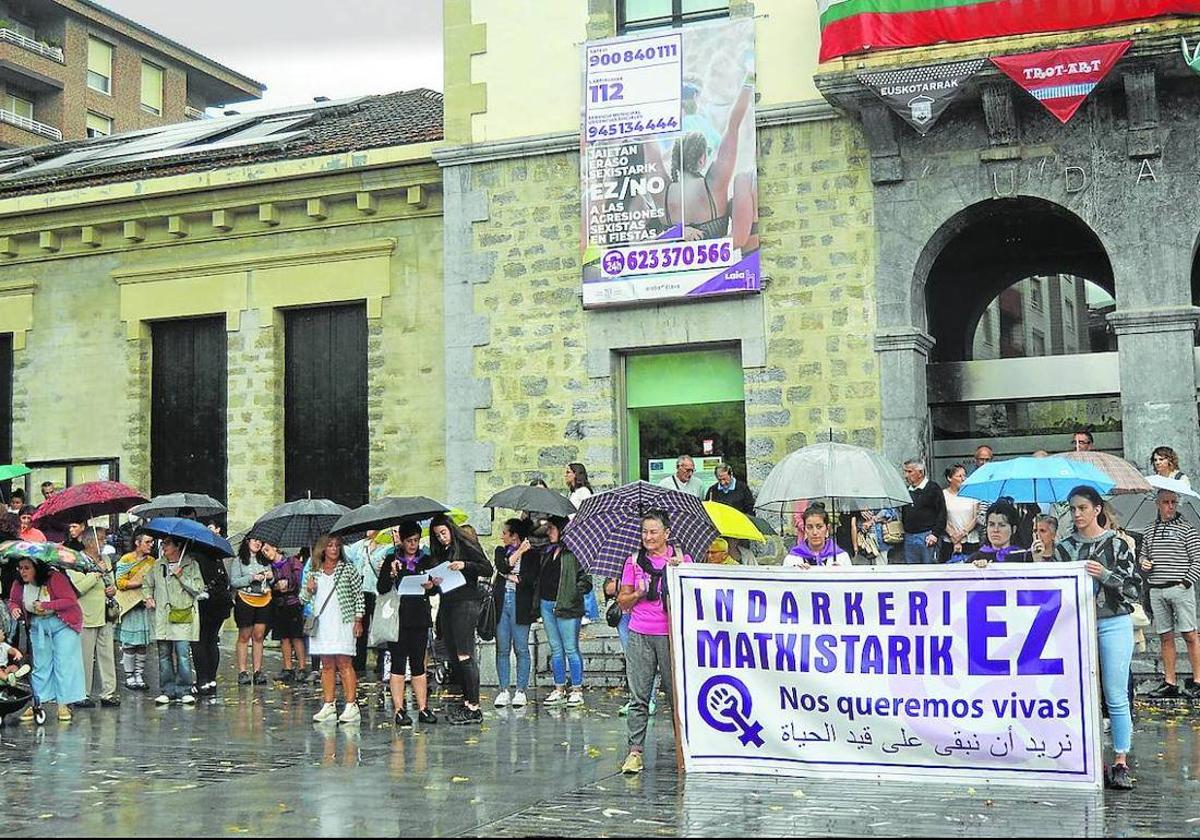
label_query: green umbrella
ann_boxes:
[0,539,100,574]
[0,463,30,483]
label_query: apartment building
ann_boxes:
[0,0,262,148]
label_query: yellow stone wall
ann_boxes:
[0,167,445,534]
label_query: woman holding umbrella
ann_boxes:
[428,514,492,726]
[7,556,85,721]
[143,535,205,705]
[303,534,364,725]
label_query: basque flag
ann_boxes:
[991,40,1132,124]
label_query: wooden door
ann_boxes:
[284,304,368,507]
[151,317,227,504]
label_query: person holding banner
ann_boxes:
[1053,485,1141,790]
[617,510,691,775]
[959,499,1036,567]
[784,505,851,569]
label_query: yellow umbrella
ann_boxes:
[703,501,765,543]
[371,508,470,544]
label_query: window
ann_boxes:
[8,19,36,39]
[618,0,729,32]
[1030,329,1046,357]
[1064,298,1076,331]
[4,93,33,120]
[1029,277,1043,310]
[86,111,112,138]
[87,37,112,94]
[140,61,163,115]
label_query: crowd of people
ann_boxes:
[1,439,1195,788]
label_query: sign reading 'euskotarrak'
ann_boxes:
[668,563,1102,788]
[581,19,760,308]
[858,60,985,135]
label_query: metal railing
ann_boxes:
[0,28,65,63]
[0,108,61,140]
[184,105,208,121]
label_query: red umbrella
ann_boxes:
[31,480,147,528]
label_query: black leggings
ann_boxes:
[441,599,481,705]
[388,629,428,678]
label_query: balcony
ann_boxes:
[0,29,64,63]
[0,108,61,141]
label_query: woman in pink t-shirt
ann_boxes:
[616,510,690,775]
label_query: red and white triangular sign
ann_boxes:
[992,41,1131,124]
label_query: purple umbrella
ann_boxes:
[561,481,717,578]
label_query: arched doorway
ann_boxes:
[919,198,1123,474]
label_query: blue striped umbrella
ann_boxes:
[562,481,718,578]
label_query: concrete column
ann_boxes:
[1109,306,1200,474]
[875,327,936,468]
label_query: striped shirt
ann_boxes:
[1138,516,1200,586]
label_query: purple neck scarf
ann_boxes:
[788,538,840,566]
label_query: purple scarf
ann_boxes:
[396,549,426,573]
[788,539,840,566]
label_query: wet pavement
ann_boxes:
[1,648,1199,837]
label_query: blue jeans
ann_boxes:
[540,599,583,687]
[617,610,631,650]
[1098,613,1134,755]
[495,590,531,690]
[900,531,937,564]
[583,587,600,621]
[157,640,194,700]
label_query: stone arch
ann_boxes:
[914,197,1114,362]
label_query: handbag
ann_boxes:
[475,580,497,642]
[368,589,401,648]
[882,519,905,545]
[304,563,342,637]
[168,605,194,625]
[605,598,622,628]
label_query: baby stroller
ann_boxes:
[0,613,41,727]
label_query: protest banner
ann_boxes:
[668,563,1102,788]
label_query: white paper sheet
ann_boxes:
[395,573,431,596]
[427,561,466,594]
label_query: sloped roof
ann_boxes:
[0,89,443,198]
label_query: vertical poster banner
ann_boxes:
[669,564,1102,788]
[581,19,760,308]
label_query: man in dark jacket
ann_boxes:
[898,459,947,565]
[704,463,755,516]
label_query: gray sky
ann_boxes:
[98,0,443,111]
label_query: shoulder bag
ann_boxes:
[303,563,342,637]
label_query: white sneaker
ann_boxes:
[567,689,584,706]
[181,694,196,705]
[544,688,566,706]
[13,664,30,680]
[154,694,170,705]
[313,702,338,723]
[511,690,527,708]
[581,617,592,626]
[338,702,361,725]
[494,689,511,708]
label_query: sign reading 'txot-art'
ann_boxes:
[668,563,1102,788]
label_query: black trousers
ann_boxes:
[191,604,228,686]
[354,591,384,677]
[442,599,482,705]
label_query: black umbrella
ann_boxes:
[329,496,450,536]
[246,498,350,549]
[129,492,227,520]
[484,485,576,517]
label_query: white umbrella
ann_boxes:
[1108,474,1200,534]
[755,442,913,518]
